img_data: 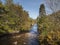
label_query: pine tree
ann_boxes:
[39,4,46,17]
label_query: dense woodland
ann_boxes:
[0,0,35,34]
[37,3,60,45]
[0,0,60,45]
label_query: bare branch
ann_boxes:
[46,0,60,12]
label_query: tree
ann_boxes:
[46,0,60,12]
[0,0,2,4]
[5,0,13,6]
[0,0,32,34]
[39,4,46,17]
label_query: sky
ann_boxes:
[2,0,52,19]
[14,0,45,19]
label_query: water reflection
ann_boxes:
[30,24,38,34]
[28,24,39,45]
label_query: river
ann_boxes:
[0,24,39,45]
[28,24,39,45]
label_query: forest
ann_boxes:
[37,0,60,45]
[0,0,35,34]
[0,0,60,45]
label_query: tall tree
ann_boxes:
[39,4,46,17]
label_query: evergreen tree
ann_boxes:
[39,4,46,17]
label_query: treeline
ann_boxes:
[0,0,32,34]
[37,4,60,45]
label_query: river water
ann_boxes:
[28,24,39,45]
[0,24,39,45]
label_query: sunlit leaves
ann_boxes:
[0,0,32,34]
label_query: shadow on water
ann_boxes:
[28,24,40,45]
